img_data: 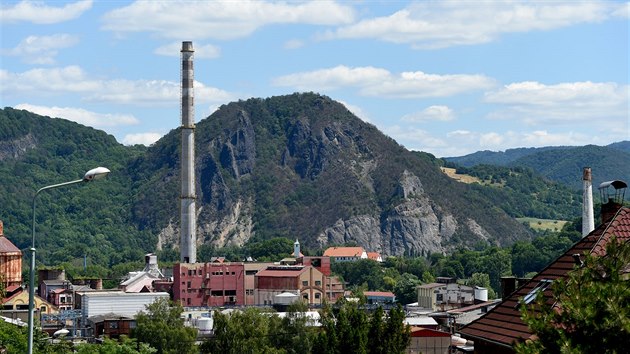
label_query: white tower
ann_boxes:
[582,167,594,237]
[180,41,196,263]
[294,239,300,258]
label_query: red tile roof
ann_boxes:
[367,252,381,260]
[364,291,395,298]
[459,207,630,349]
[323,247,365,257]
[0,236,21,254]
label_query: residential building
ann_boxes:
[367,252,383,262]
[174,262,245,307]
[323,246,368,262]
[459,204,630,353]
[2,286,56,322]
[255,265,325,306]
[0,221,22,289]
[49,288,74,311]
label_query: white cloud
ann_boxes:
[1,66,235,105]
[321,1,622,49]
[154,42,221,59]
[3,34,79,64]
[273,65,494,98]
[102,0,355,40]
[284,39,304,50]
[1,0,92,24]
[122,132,163,146]
[402,105,454,123]
[15,103,139,128]
[384,125,448,150]
[484,81,629,125]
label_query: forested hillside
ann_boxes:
[445,143,630,189]
[0,107,153,270]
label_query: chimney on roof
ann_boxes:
[582,167,595,236]
[598,180,627,224]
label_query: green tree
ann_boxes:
[516,238,630,354]
[392,273,420,305]
[133,298,197,354]
[201,307,284,354]
[76,336,156,353]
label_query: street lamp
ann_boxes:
[27,167,110,354]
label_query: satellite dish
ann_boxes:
[53,328,70,338]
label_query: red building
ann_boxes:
[174,262,245,307]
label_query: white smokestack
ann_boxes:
[582,167,594,237]
[180,41,196,263]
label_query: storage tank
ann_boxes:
[474,287,488,302]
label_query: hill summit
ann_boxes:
[131,93,531,256]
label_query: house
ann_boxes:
[367,252,383,262]
[323,246,368,262]
[364,291,396,304]
[0,221,22,289]
[174,262,245,307]
[458,202,630,353]
[255,265,325,306]
[49,288,74,311]
[2,286,57,322]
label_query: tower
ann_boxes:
[294,239,300,258]
[582,167,594,236]
[180,41,196,263]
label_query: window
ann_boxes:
[436,294,443,302]
[303,294,308,300]
[246,270,258,276]
[302,281,308,286]
[40,306,47,313]
[187,281,191,288]
[109,321,119,329]
[211,290,223,296]
[522,279,553,305]
[315,293,321,299]
[315,280,321,286]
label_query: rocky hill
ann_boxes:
[129,93,531,257]
[1,94,533,267]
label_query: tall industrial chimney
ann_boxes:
[180,41,196,263]
[582,167,594,237]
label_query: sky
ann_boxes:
[1,0,628,157]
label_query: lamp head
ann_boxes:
[83,167,111,181]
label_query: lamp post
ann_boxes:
[27,167,110,354]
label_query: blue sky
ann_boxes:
[1,0,628,157]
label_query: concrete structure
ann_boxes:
[180,40,197,263]
[0,221,22,289]
[174,262,245,307]
[323,246,368,262]
[417,282,476,311]
[582,167,595,236]
[255,266,325,306]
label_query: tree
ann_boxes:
[516,238,630,354]
[76,336,156,354]
[133,298,197,354]
[393,273,420,305]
